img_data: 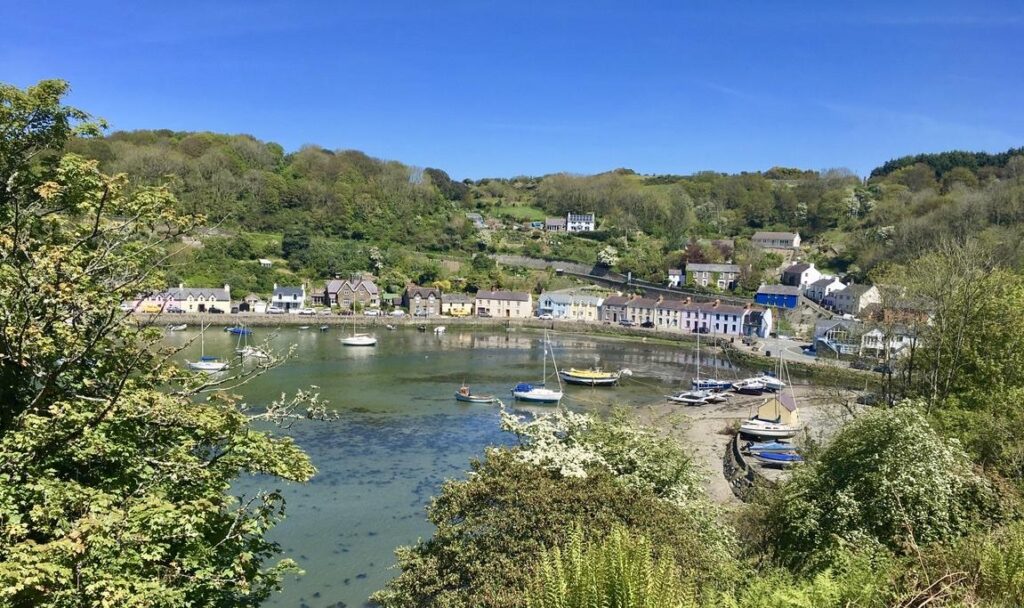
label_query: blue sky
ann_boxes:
[4,1,1022,179]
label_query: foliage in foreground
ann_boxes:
[0,80,321,606]
[372,410,737,608]
[747,404,1007,573]
[525,525,695,608]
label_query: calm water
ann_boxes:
[164,326,755,608]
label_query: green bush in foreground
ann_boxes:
[372,410,737,608]
[525,525,695,608]
[748,404,1007,574]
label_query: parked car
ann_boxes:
[267,306,285,315]
[389,310,406,317]
[338,309,353,316]
[414,310,430,317]
[537,313,554,320]
[297,308,317,316]
[640,320,655,329]
[478,312,492,318]
[166,306,186,314]
[119,303,135,312]
[618,320,635,327]
[208,306,224,314]
[363,309,381,316]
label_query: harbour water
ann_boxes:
[163,326,756,607]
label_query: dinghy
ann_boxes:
[454,384,495,404]
[667,390,709,405]
[752,452,803,467]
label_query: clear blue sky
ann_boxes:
[4,1,1022,179]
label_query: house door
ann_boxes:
[198,304,206,312]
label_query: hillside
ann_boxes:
[69,132,1024,295]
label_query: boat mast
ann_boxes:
[550,333,563,391]
[695,314,701,383]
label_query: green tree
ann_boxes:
[0,80,323,606]
[749,405,1003,573]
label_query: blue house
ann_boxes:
[537,292,573,318]
[755,284,801,309]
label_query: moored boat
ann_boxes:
[667,390,709,405]
[513,331,563,404]
[692,378,732,391]
[454,384,495,403]
[341,333,377,346]
[739,417,799,439]
[434,326,446,335]
[752,451,804,467]
[743,440,796,453]
[167,323,187,331]
[511,383,563,403]
[559,367,620,386]
[226,326,252,335]
[236,345,270,360]
[188,355,229,373]
[733,378,766,395]
[755,373,786,392]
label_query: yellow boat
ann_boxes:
[559,367,620,386]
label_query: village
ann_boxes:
[128,211,913,370]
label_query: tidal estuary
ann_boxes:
[164,326,759,607]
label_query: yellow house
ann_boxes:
[475,290,533,319]
[756,392,800,427]
[568,294,603,322]
[442,293,474,317]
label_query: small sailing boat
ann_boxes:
[341,316,376,346]
[739,350,800,439]
[690,323,731,391]
[187,324,229,372]
[512,331,563,403]
[559,367,620,386]
[454,384,496,404]
[233,322,270,360]
[166,323,187,331]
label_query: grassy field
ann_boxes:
[492,205,547,222]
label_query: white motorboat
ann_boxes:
[167,323,187,331]
[433,326,446,335]
[512,330,563,403]
[755,374,786,392]
[733,378,766,395]
[341,333,377,346]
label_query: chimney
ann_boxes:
[178,283,184,289]
[273,283,278,290]
[685,297,692,304]
[224,284,230,295]
[713,299,721,308]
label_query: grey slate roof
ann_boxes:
[442,293,473,303]
[753,231,799,240]
[476,290,531,302]
[163,286,230,300]
[840,284,876,298]
[757,284,802,296]
[686,263,740,274]
[273,286,304,297]
[783,262,812,274]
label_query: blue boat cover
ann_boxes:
[513,383,534,392]
[199,356,219,361]
[757,452,803,463]
[228,327,253,335]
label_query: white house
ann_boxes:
[685,263,741,289]
[475,290,533,318]
[833,284,881,316]
[781,262,823,289]
[752,231,801,250]
[272,283,306,311]
[667,268,683,288]
[566,212,596,232]
[258,258,273,268]
[805,276,845,303]
[544,217,566,231]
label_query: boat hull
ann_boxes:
[753,452,804,467]
[455,392,496,403]
[559,372,619,386]
[341,335,377,346]
[512,389,563,403]
[692,379,732,391]
[739,421,799,439]
[187,361,229,372]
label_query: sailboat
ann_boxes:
[512,331,563,403]
[670,327,712,405]
[234,323,269,361]
[341,315,376,346]
[691,320,732,391]
[739,349,800,439]
[187,323,229,372]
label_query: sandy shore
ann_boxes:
[632,384,855,504]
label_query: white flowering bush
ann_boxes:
[753,402,1005,572]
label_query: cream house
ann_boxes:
[441,293,474,317]
[475,290,533,318]
[139,284,232,313]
